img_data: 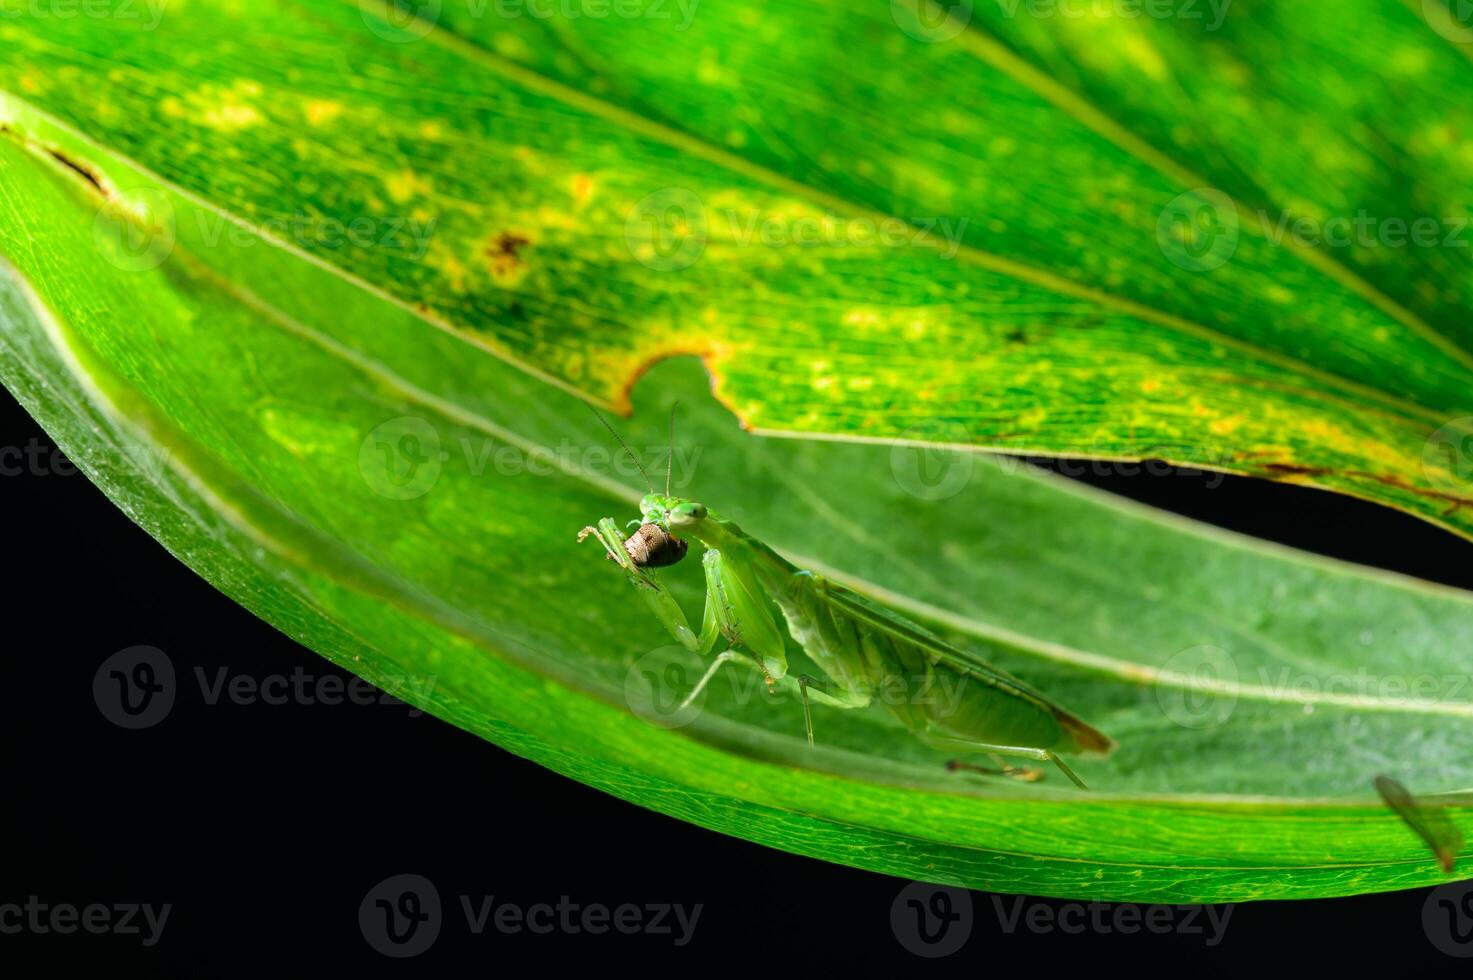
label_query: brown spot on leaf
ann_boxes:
[1,127,110,197]
[487,231,532,281]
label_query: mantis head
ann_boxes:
[640,493,707,530]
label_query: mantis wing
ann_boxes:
[802,574,1115,756]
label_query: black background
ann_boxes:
[3,382,1471,975]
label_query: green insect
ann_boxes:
[579,410,1115,788]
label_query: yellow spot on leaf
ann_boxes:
[1120,35,1167,81]
[386,169,432,204]
[203,102,263,131]
[304,100,344,127]
[570,173,594,209]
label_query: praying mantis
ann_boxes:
[578,410,1114,788]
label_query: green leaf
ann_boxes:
[2,115,1472,902]
[5,1,1473,535]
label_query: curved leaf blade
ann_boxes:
[2,124,1473,900]
[5,1,1473,533]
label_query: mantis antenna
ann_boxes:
[587,405,653,493]
[665,401,680,498]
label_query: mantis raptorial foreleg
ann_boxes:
[579,517,699,649]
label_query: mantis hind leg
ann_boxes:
[919,728,1088,789]
[794,673,871,746]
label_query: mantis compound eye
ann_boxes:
[669,501,707,525]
